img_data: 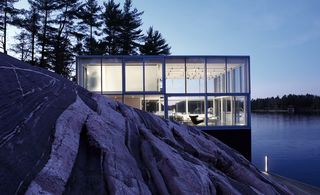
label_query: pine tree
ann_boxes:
[140,27,171,55]
[72,18,86,56]
[51,0,82,77]
[26,4,40,65]
[29,0,60,68]
[0,2,4,53]
[52,35,74,77]
[102,0,122,55]
[10,30,31,61]
[0,0,19,54]
[77,0,102,54]
[119,0,143,55]
[5,0,173,79]
[14,1,41,65]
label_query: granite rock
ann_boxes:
[0,54,293,195]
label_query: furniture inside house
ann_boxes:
[189,115,204,125]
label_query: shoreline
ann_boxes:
[263,172,320,194]
[252,109,320,114]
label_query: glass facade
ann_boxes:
[165,57,185,93]
[207,96,247,126]
[143,95,164,118]
[77,55,250,129]
[102,58,122,93]
[168,96,206,126]
[227,58,249,93]
[186,57,205,93]
[207,57,226,93]
[124,95,144,109]
[144,58,163,92]
[80,58,101,92]
[125,58,143,92]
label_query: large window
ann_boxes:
[168,96,186,123]
[144,58,163,92]
[234,96,247,125]
[168,96,206,126]
[143,95,164,118]
[125,58,143,92]
[102,58,122,93]
[166,57,185,93]
[78,56,250,128]
[81,58,101,92]
[186,57,205,93]
[227,58,249,93]
[124,95,144,110]
[207,58,226,93]
[208,96,247,126]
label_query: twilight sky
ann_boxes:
[10,0,320,98]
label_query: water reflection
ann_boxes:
[252,113,320,187]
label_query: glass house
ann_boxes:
[76,55,251,130]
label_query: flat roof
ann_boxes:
[77,55,250,58]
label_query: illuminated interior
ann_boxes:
[77,56,250,128]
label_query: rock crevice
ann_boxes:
[0,54,294,195]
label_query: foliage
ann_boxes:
[140,26,171,55]
[10,30,30,61]
[101,0,122,55]
[251,94,320,112]
[118,0,143,55]
[0,0,19,54]
[51,0,83,77]
[7,0,171,79]
[77,0,102,54]
[16,1,41,65]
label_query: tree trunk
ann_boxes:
[30,8,36,65]
[21,40,24,61]
[54,5,68,75]
[3,0,7,54]
[40,8,48,68]
[31,31,35,64]
[90,25,93,54]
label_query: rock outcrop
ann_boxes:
[0,54,293,194]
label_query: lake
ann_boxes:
[252,113,320,187]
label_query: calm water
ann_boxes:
[252,113,320,187]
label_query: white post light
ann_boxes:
[265,155,268,173]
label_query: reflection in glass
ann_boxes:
[186,57,205,93]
